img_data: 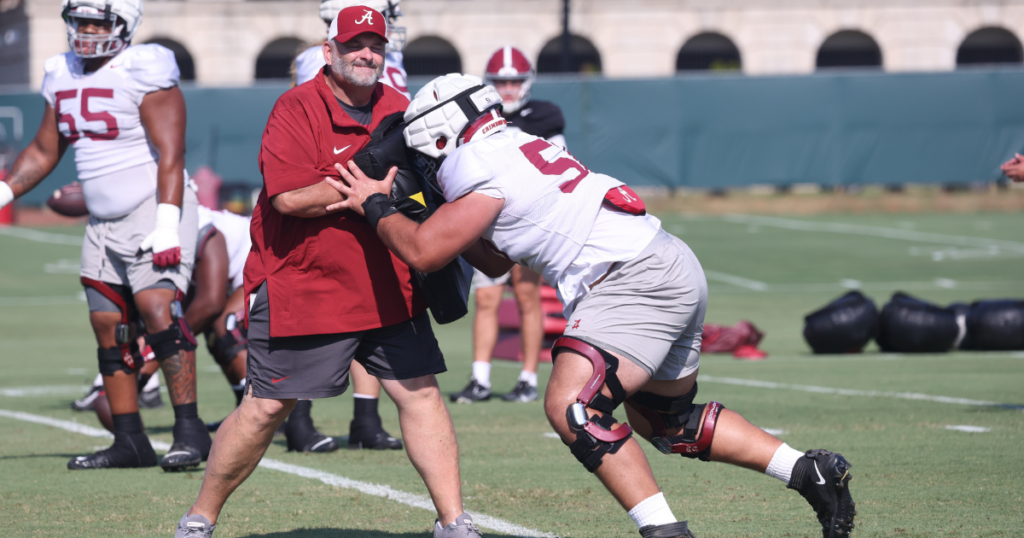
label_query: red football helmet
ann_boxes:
[484,46,534,114]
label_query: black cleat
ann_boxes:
[160,442,204,472]
[138,387,164,409]
[639,521,696,538]
[449,379,491,404]
[288,431,339,453]
[71,385,102,412]
[788,449,856,538]
[348,419,403,450]
[68,432,157,470]
[162,417,213,472]
[501,380,538,403]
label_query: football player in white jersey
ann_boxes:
[0,0,212,472]
[323,74,857,538]
[451,46,569,405]
[295,0,410,99]
[288,0,407,453]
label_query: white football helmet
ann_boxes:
[483,46,535,114]
[62,0,142,58]
[404,74,506,161]
[319,0,405,52]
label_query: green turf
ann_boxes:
[1,212,1022,537]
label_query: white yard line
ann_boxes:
[0,385,92,397]
[703,271,769,291]
[0,227,83,246]
[0,409,556,538]
[944,425,991,433]
[721,214,1024,253]
[700,376,1023,410]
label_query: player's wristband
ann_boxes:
[154,203,181,231]
[0,182,14,209]
[362,193,398,230]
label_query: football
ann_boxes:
[46,182,89,217]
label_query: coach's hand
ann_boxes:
[140,203,182,267]
[325,161,398,216]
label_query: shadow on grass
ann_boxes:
[242,530,424,538]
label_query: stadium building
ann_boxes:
[8,0,1024,89]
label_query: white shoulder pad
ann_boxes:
[40,53,74,106]
[120,44,181,94]
[437,141,500,203]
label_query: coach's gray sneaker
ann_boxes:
[501,380,538,402]
[175,513,215,538]
[449,379,491,403]
[434,512,482,538]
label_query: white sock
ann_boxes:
[628,492,676,529]
[352,393,377,400]
[92,373,104,388]
[518,370,538,387]
[765,443,805,483]
[231,377,247,391]
[142,371,160,392]
[471,361,491,388]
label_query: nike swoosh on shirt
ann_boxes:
[333,145,351,155]
[272,376,290,384]
[813,461,826,485]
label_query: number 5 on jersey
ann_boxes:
[55,88,120,142]
[518,138,645,215]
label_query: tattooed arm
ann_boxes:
[2,103,68,199]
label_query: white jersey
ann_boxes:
[294,45,410,99]
[197,206,252,291]
[41,45,180,218]
[438,129,662,316]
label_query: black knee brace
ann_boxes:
[98,346,136,376]
[553,336,634,473]
[150,294,198,360]
[82,277,137,368]
[206,312,248,365]
[626,383,724,461]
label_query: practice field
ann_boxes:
[1,211,1022,538]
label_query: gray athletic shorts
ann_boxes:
[246,282,447,399]
[562,229,707,381]
[80,185,198,296]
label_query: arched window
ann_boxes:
[255,37,306,80]
[144,38,195,81]
[676,32,741,72]
[957,27,1023,66]
[537,34,601,74]
[403,36,462,77]
[816,30,882,69]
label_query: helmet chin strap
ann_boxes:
[458,109,507,146]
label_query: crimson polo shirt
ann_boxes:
[243,68,426,337]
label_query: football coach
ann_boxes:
[174,6,479,537]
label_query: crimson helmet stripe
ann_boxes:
[485,46,533,77]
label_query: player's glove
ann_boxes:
[0,182,14,210]
[140,203,182,267]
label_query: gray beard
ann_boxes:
[334,56,384,87]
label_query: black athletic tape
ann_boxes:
[148,324,196,360]
[568,413,631,473]
[98,346,134,376]
[362,193,399,230]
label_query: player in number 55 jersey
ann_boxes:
[0,0,212,472]
[325,74,857,538]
